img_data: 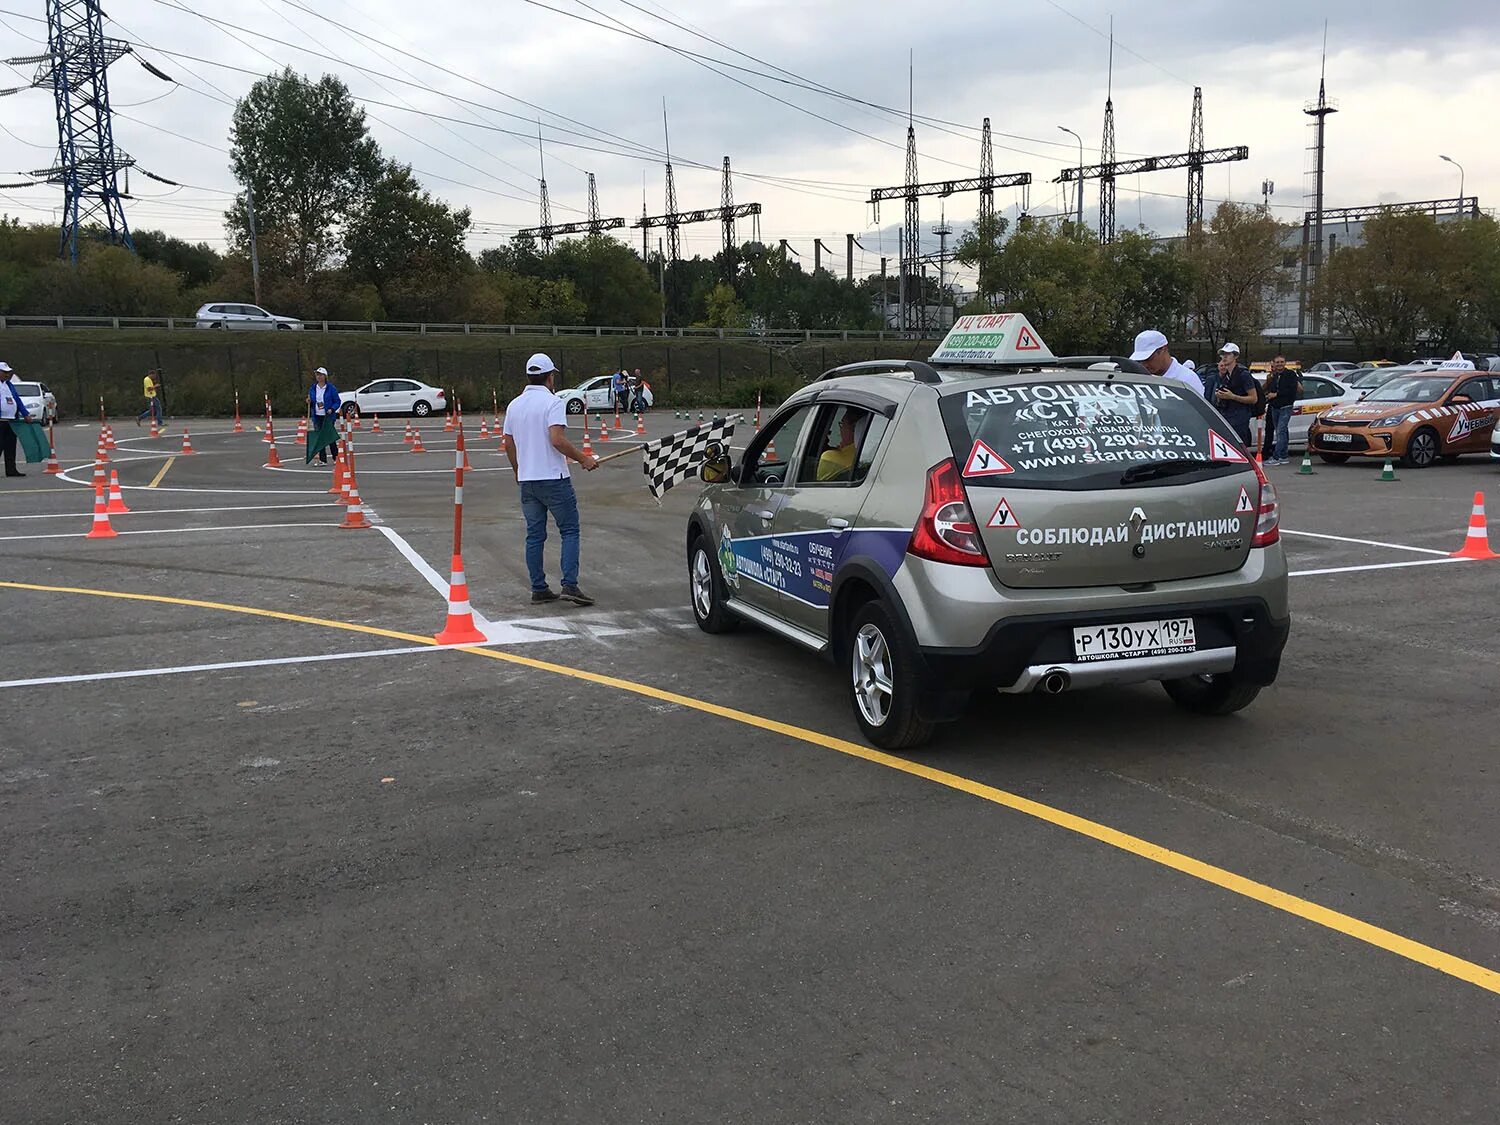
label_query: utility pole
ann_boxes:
[931,209,951,328]
[1100,26,1116,244]
[1186,86,1206,235]
[536,122,552,251]
[1261,179,1275,210]
[978,117,995,228]
[1300,27,1338,336]
[5,0,141,262]
[657,237,666,331]
[880,256,889,328]
[846,233,855,282]
[246,184,262,305]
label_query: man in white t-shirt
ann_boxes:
[501,353,599,605]
[1130,329,1205,397]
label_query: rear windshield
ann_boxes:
[13,382,41,396]
[940,378,1248,490]
[1363,376,1452,403]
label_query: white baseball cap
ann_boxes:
[526,352,557,375]
[314,366,328,375]
[0,362,11,372]
[1182,358,1197,371]
[1129,329,1168,362]
[1219,342,1240,355]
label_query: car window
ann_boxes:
[13,382,40,396]
[794,405,887,486]
[1364,377,1450,403]
[941,377,1245,491]
[390,381,418,392]
[1303,377,1338,399]
[246,306,269,318]
[743,403,815,486]
[1457,377,1496,401]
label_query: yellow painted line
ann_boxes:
[147,456,176,488]
[4,577,1500,997]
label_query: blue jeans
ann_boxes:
[1272,405,1293,461]
[519,478,580,591]
[138,398,162,424]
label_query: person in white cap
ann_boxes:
[1211,343,1257,446]
[1129,330,1204,397]
[0,361,34,477]
[305,366,343,465]
[502,353,599,606]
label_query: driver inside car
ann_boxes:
[816,411,860,481]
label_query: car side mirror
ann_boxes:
[1450,394,1473,404]
[698,440,733,485]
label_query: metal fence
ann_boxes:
[0,314,920,342]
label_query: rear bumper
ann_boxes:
[916,597,1290,708]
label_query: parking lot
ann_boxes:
[4,415,1499,1123]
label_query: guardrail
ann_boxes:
[0,314,936,343]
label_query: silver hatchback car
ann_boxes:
[686,317,1290,749]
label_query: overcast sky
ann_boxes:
[1,0,1496,286]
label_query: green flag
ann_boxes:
[305,416,340,464]
[7,420,48,463]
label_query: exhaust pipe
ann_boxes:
[1039,669,1071,695]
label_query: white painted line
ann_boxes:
[0,522,337,542]
[1281,529,1452,557]
[375,524,451,599]
[0,503,337,521]
[1290,557,1469,577]
[54,463,325,496]
[0,644,442,689]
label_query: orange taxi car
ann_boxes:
[1309,369,1500,468]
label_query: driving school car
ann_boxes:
[1309,368,1500,468]
[686,313,1289,750]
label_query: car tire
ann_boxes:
[846,601,933,750]
[341,403,358,418]
[566,398,584,415]
[1161,673,1262,716]
[412,400,431,417]
[1317,453,1349,464]
[688,535,738,635]
[1401,427,1439,469]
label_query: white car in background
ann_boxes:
[194,302,304,330]
[341,378,447,418]
[11,380,57,422]
[549,376,648,417]
[1305,361,1360,375]
[1251,372,1363,450]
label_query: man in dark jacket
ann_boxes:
[1211,344,1257,446]
[1264,355,1299,465]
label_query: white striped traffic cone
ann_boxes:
[106,469,130,514]
[1451,491,1498,561]
[85,483,117,539]
[435,554,486,644]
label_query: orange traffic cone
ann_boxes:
[410,430,426,453]
[478,415,489,439]
[597,414,611,442]
[180,429,196,454]
[371,413,382,434]
[339,480,372,529]
[295,417,308,446]
[264,434,283,468]
[43,440,61,475]
[462,439,473,472]
[614,406,622,434]
[1451,491,1498,560]
[106,469,130,514]
[581,419,594,457]
[404,421,415,445]
[435,554,486,644]
[233,398,244,433]
[104,425,116,451]
[635,412,645,436]
[339,466,353,506]
[443,411,455,433]
[351,410,362,430]
[91,458,106,491]
[149,418,161,439]
[85,483,117,539]
[95,437,109,464]
[329,451,347,494]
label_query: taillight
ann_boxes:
[1248,459,1280,547]
[907,459,990,566]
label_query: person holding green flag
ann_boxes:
[0,361,46,476]
[304,366,343,465]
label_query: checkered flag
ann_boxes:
[642,416,738,501]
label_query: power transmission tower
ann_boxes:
[4,0,136,262]
[978,117,995,228]
[1186,86,1205,234]
[1099,35,1116,244]
[586,172,600,231]
[720,157,736,263]
[517,170,626,241]
[661,103,681,268]
[903,117,921,335]
[535,123,552,251]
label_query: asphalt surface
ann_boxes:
[3,414,1500,1123]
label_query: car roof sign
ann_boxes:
[1439,350,1476,370]
[929,312,1056,366]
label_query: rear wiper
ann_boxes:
[1119,459,1211,485]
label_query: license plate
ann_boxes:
[1320,432,1354,443]
[1073,618,1196,662]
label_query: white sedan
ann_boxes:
[552,376,645,417]
[341,378,447,418]
[11,380,57,422]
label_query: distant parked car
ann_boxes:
[11,380,57,422]
[1347,365,1415,391]
[555,374,620,415]
[341,378,447,418]
[1305,361,1360,375]
[194,302,304,331]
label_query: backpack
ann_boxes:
[1250,372,1268,418]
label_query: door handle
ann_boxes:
[750,508,775,521]
[827,518,850,529]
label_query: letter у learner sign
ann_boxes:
[929,313,1056,365]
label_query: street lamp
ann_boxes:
[1440,154,1465,215]
[1058,125,1084,229]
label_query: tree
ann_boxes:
[1315,211,1444,353]
[132,229,224,288]
[694,281,749,330]
[543,236,660,325]
[1179,202,1295,346]
[226,68,381,287]
[973,218,1111,351]
[344,160,472,320]
[953,212,1011,309]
